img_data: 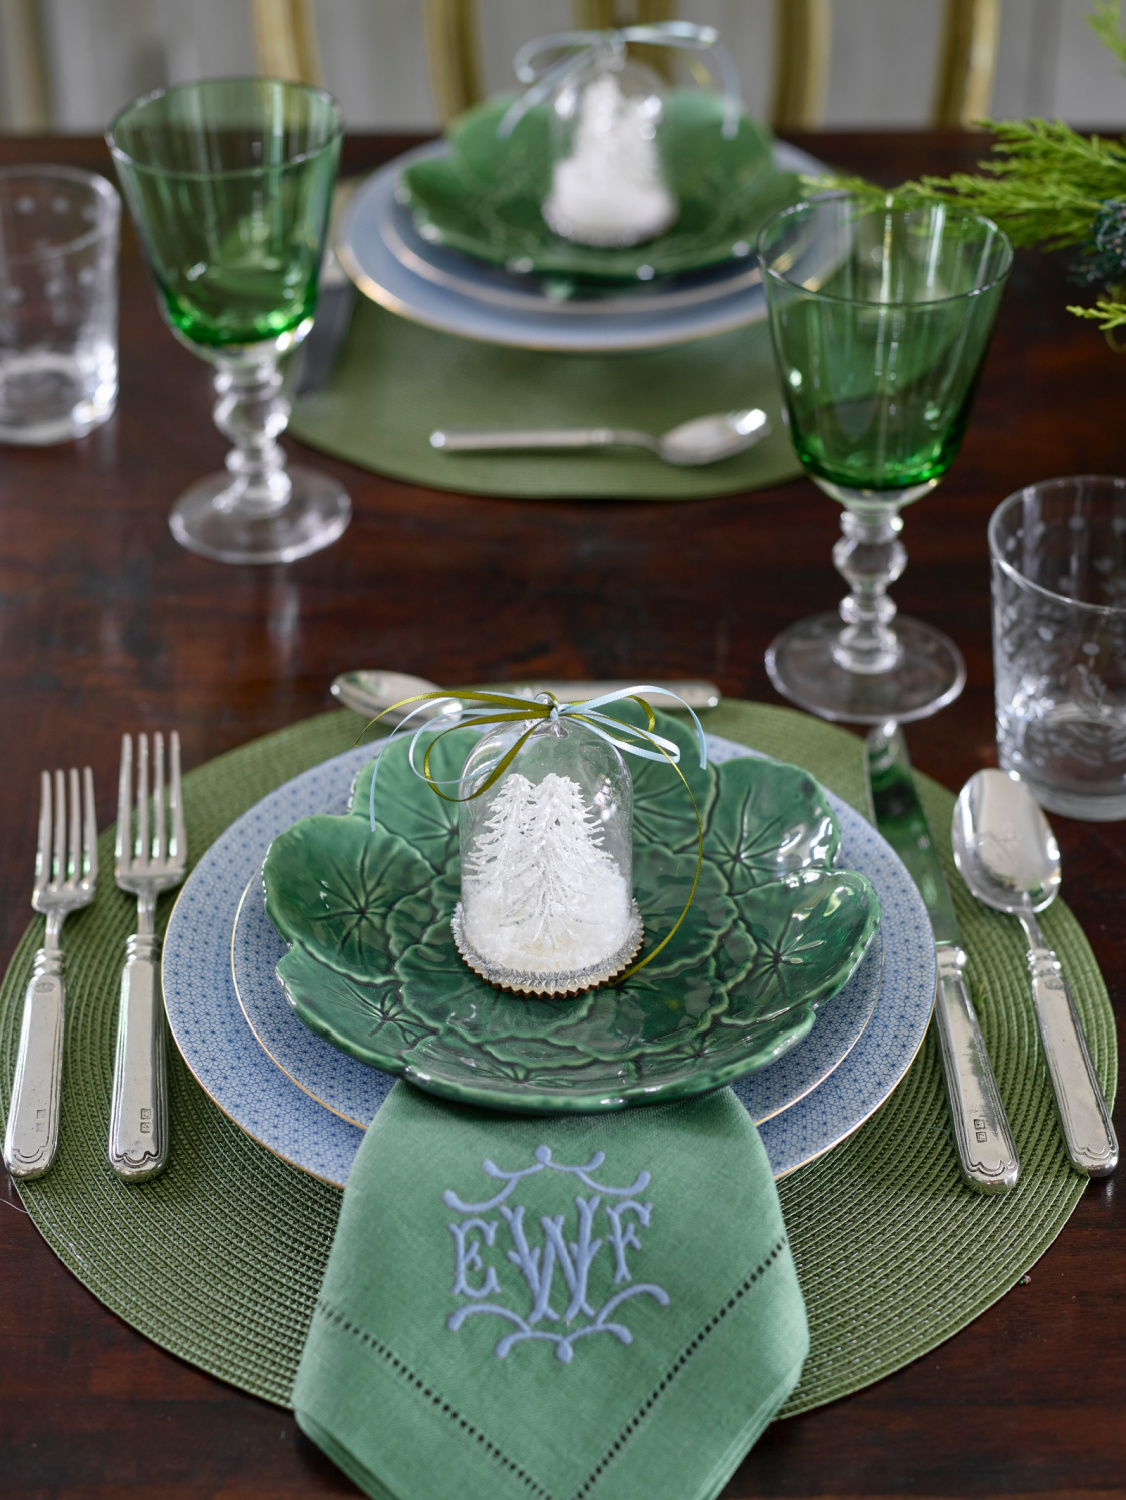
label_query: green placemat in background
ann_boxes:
[288,300,802,499]
[0,704,1116,1415]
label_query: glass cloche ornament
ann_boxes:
[541,37,677,248]
[452,716,643,996]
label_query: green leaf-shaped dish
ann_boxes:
[261,711,880,1113]
[399,91,803,283]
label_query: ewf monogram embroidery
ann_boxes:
[444,1144,670,1363]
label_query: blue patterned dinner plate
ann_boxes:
[162,736,936,1184]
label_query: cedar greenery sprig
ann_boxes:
[804,0,1126,337]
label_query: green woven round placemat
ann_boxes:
[0,703,1116,1415]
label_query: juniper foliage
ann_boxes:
[806,1,1126,333]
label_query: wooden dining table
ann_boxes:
[0,127,1122,1498]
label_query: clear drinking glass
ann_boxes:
[990,476,1126,821]
[108,78,350,565]
[759,194,1013,723]
[0,166,120,445]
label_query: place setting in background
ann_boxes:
[288,20,818,501]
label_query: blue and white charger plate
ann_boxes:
[338,141,826,353]
[162,737,936,1185]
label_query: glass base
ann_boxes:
[170,465,351,564]
[0,351,116,445]
[766,612,966,724]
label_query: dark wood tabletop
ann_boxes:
[0,129,1122,1499]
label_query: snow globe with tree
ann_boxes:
[451,715,644,996]
[541,35,676,249]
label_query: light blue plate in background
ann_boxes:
[163,737,936,1185]
[339,140,827,353]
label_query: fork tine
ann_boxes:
[83,767,97,885]
[152,731,165,863]
[169,730,185,863]
[52,770,66,888]
[136,733,149,866]
[34,771,51,894]
[67,768,80,884]
[115,734,132,870]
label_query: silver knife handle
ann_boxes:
[933,945,1020,1192]
[1025,944,1117,1177]
[3,948,65,1180]
[108,932,168,1182]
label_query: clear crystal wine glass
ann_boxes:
[108,78,350,565]
[758,193,1013,723]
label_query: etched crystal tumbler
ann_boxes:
[759,193,1012,723]
[990,476,1126,821]
[453,718,643,996]
[0,166,119,444]
[108,78,349,564]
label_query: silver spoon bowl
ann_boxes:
[429,408,769,467]
[952,768,1117,1176]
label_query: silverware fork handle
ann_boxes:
[108,933,168,1182]
[934,945,1019,1192]
[3,948,65,1180]
[1020,917,1117,1176]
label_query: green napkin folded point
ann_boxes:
[293,1082,808,1500]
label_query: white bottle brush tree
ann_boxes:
[462,772,632,973]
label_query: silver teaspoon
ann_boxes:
[429,408,769,467]
[952,768,1117,1177]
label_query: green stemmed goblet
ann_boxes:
[108,78,349,564]
[758,193,1012,723]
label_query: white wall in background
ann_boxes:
[4,0,1126,133]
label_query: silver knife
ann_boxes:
[865,723,1019,1193]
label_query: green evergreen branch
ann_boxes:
[798,2,1126,339]
[1089,0,1126,69]
[808,120,1126,249]
[1067,297,1126,328]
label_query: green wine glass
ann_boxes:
[108,78,349,565]
[758,194,1013,723]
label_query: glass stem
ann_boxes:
[831,502,907,675]
[211,355,292,519]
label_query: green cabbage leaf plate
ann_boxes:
[399,91,803,283]
[262,709,879,1113]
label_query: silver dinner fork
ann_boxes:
[3,768,97,1180]
[108,732,186,1182]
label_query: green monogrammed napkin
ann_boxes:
[293,1083,808,1500]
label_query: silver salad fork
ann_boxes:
[4,768,98,1180]
[108,732,187,1182]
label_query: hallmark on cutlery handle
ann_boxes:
[108,932,168,1182]
[3,949,66,1180]
[933,945,1019,1192]
[1025,944,1117,1177]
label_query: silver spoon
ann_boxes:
[429,408,769,467]
[330,670,721,724]
[952,768,1117,1177]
